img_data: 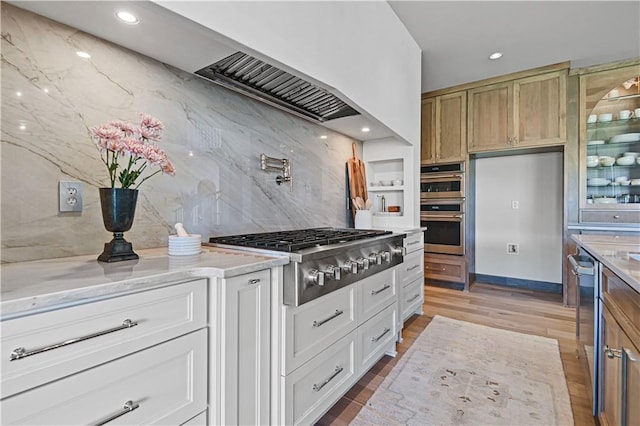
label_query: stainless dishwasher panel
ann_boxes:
[568,250,601,417]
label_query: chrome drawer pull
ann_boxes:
[406,264,420,272]
[248,278,261,285]
[94,400,140,426]
[371,327,391,343]
[407,240,420,246]
[312,309,344,328]
[604,345,622,359]
[312,366,344,392]
[408,293,421,303]
[9,319,139,361]
[371,284,391,296]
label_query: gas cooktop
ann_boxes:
[208,227,392,253]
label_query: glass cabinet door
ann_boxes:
[583,76,640,207]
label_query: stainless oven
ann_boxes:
[420,163,465,200]
[420,199,464,255]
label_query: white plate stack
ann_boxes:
[168,234,202,256]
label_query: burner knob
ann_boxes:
[325,265,341,280]
[379,251,391,262]
[342,260,358,274]
[391,246,406,256]
[356,257,369,270]
[308,269,325,286]
[368,253,382,265]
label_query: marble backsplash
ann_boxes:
[1,4,358,263]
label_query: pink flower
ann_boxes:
[91,113,175,188]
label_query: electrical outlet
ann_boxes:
[507,243,519,254]
[511,200,519,209]
[59,181,83,212]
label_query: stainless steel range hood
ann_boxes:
[196,52,360,123]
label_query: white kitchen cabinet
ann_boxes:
[282,330,357,425]
[1,279,207,399]
[358,268,396,323]
[1,327,207,425]
[357,302,397,372]
[398,231,425,326]
[209,268,272,426]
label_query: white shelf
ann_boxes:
[368,186,404,191]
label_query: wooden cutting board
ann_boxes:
[347,143,368,219]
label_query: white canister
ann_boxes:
[354,210,373,229]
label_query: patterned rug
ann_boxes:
[352,315,574,425]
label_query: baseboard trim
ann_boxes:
[474,274,562,294]
[425,279,465,291]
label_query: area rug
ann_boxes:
[351,315,574,425]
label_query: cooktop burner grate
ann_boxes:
[209,228,391,252]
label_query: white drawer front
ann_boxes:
[401,277,424,322]
[357,302,397,373]
[283,330,356,426]
[283,284,356,375]
[403,232,424,253]
[1,279,207,398]
[358,268,396,324]
[1,329,207,425]
[399,249,424,285]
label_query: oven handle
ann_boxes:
[421,214,464,220]
[421,173,462,179]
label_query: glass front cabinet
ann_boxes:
[579,63,640,223]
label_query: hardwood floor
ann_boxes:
[316,282,595,425]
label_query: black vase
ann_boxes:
[97,188,140,263]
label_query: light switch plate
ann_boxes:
[59,181,83,212]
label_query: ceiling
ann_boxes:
[7,1,640,142]
[389,1,640,93]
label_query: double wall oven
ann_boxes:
[420,163,465,255]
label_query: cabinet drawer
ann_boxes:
[399,250,424,285]
[357,302,397,373]
[580,210,640,224]
[181,410,207,425]
[359,268,397,324]
[424,253,466,283]
[403,232,424,253]
[401,277,424,323]
[1,279,207,398]
[283,330,356,426]
[602,267,640,341]
[1,329,207,425]
[283,284,356,375]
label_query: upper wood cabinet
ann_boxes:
[467,70,567,152]
[421,91,467,164]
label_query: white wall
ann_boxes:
[475,153,563,283]
[154,1,422,147]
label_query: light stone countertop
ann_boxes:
[0,247,289,320]
[571,234,640,294]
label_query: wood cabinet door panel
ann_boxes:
[468,82,512,152]
[421,98,436,162]
[438,91,467,162]
[601,305,622,426]
[515,71,566,146]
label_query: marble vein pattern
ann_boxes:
[1,4,359,263]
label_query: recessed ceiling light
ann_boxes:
[320,135,328,139]
[43,88,49,93]
[19,123,26,131]
[489,52,503,60]
[16,91,22,97]
[76,51,91,59]
[361,127,370,133]
[116,11,139,24]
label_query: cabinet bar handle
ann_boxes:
[613,215,620,219]
[93,400,140,426]
[312,309,344,328]
[371,327,391,343]
[407,264,420,272]
[408,294,421,303]
[248,278,261,285]
[407,241,420,246]
[312,366,344,392]
[371,284,391,296]
[9,319,138,361]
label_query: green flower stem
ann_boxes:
[134,169,162,189]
